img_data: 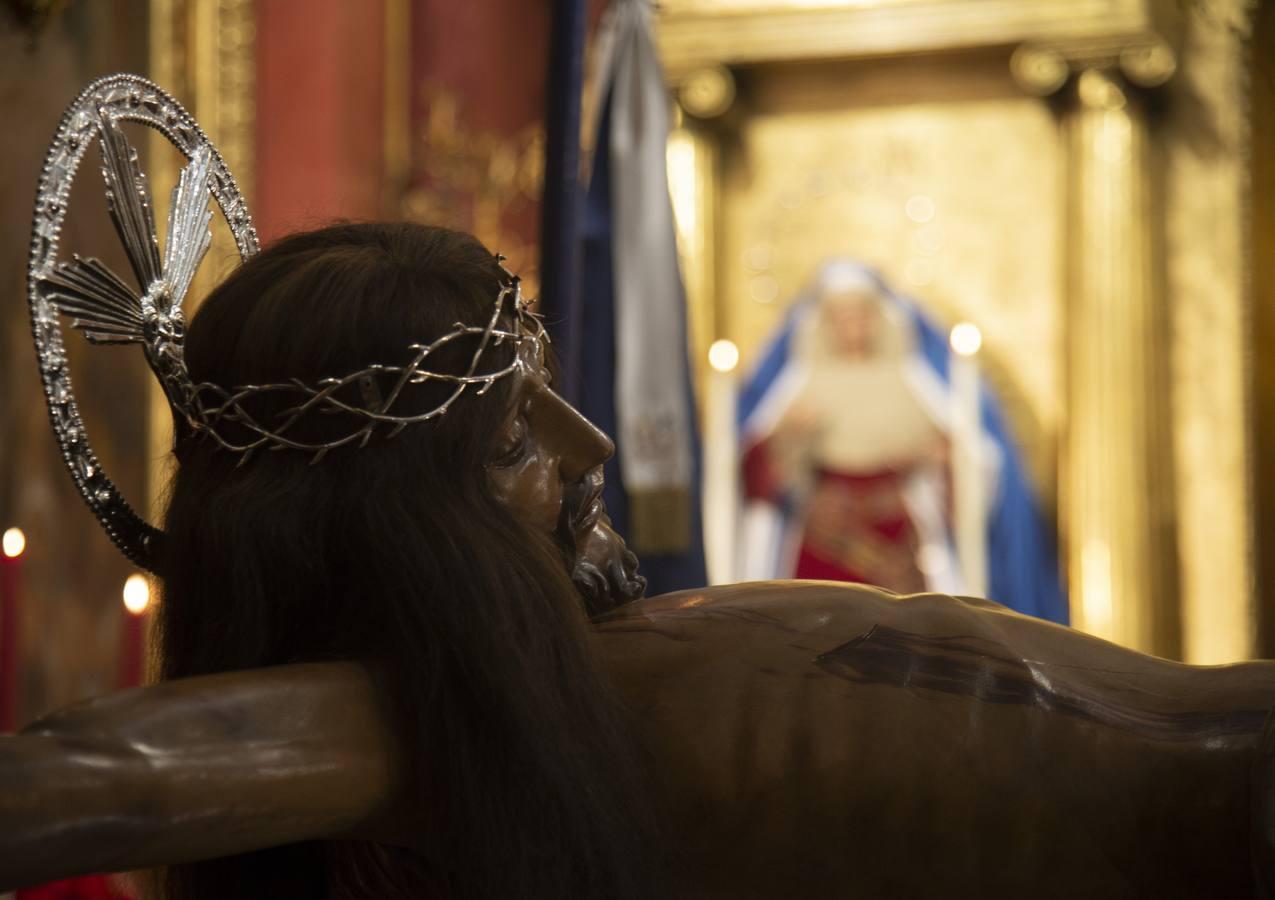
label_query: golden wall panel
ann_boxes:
[719,57,1062,491]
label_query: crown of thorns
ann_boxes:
[27,74,543,570]
[183,273,545,465]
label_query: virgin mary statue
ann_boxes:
[737,260,1067,624]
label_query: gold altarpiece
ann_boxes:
[659,0,1259,662]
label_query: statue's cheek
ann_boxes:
[486,451,562,533]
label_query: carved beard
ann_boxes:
[569,517,646,616]
[559,470,647,616]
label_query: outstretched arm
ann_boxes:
[597,583,1275,897]
[0,662,402,892]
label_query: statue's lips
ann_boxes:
[562,468,644,603]
[577,498,606,536]
[569,470,607,538]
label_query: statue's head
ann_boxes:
[813,262,889,358]
[484,338,648,614]
[166,221,643,617]
[157,222,658,899]
[806,260,913,364]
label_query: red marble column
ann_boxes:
[254,0,388,243]
[404,1,552,288]
[252,1,609,281]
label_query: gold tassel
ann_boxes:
[628,487,692,554]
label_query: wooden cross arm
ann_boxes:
[0,661,401,891]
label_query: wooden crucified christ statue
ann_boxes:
[6,222,1275,899]
[6,582,1275,897]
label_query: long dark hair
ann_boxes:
[156,222,659,899]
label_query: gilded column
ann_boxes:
[668,66,732,582]
[1012,38,1180,655]
[1061,65,1178,656]
[668,65,733,397]
[147,0,257,521]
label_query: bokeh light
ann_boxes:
[708,339,741,373]
[122,573,151,616]
[949,322,983,356]
[905,194,936,223]
[2,528,25,559]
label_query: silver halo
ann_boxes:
[27,73,258,572]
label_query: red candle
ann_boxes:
[1,527,26,732]
[119,574,150,689]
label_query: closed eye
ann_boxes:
[490,416,528,467]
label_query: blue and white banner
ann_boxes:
[578,0,707,594]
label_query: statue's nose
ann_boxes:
[538,388,614,483]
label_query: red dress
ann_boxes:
[743,441,925,594]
